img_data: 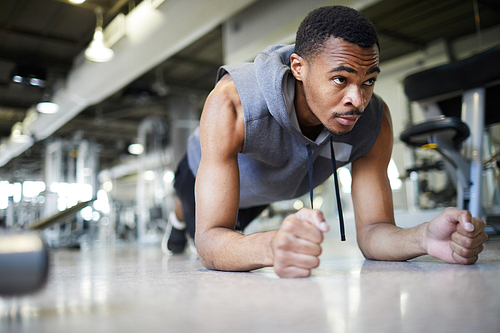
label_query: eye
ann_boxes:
[333,76,346,85]
[363,78,377,86]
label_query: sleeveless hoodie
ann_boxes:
[187,44,384,210]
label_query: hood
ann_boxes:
[254,44,330,147]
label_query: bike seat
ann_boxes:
[400,117,470,150]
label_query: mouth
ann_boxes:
[335,116,359,126]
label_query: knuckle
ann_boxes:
[281,220,296,233]
[452,252,468,264]
[311,257,320,268]
[274,249,290,263]
[456,247,468,257]
[313,210,324,220]
[274,266,311,278]
[274,266,286,277]
[298,269,311,278]
[275,237,289,250]
[474,217,486,228]
[317,232,324,244]
[465,256,478,265]
[462,237,473,248]
[443,207,455,215]
[483,233,489,243]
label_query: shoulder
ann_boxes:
[372,101,393,159]
[370,101,393,154]
[200,74,245,154]
[380,101,393,138]
[203,74,242,124]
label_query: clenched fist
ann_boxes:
[272,208,330,278]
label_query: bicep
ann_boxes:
[195,79,245,235]
[351,103,395,237]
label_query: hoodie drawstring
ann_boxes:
[306,144,314,210]
[306,138,346,241]
[330,137,346,241]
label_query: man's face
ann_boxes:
[292,37,380,135]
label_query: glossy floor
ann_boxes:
[1,233,500,333]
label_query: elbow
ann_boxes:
[357,239,376,260]
[199,256,216,271]
[356,224,379,261]
[194,229,218,270]
[359,247,377,261]
[197,250,217,271]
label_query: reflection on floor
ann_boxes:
[1,232,500,333]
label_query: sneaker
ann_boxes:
[161,212,187,254]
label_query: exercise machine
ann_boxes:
[400,44,500,234]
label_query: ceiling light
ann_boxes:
[85,8,114,62]
[128,143,144,155]
[36,102,59,114]
[85,27,114,62]
[36,87,59,114]
[29,78,45,87]
[102,180,113,192]
[163,170,175,183]
[11,63,47,87]
[144,170,156,181]
[69,0,86,4]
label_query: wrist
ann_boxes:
[419,222,430,255]
[266,230,278,267]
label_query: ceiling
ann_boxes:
[0,0,499,177]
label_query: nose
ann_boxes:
[343,84,364,109]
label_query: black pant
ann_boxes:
[173,155,268,239]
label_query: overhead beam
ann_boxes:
[0,26,80,48]
[53,0,113,12]
[0,54,73,73]
[377,29,427,49]
[477,0,500,15]
[223,0,382,64]
[108,0,130,16]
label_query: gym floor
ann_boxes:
[2,208,500,333]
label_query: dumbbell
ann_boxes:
[0,232,50,296]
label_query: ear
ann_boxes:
[290,53,307,82]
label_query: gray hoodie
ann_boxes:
[187,44,384,209]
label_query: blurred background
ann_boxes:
[0,0,499,248]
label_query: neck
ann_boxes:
[294,80,323,141]
[300,124,323,141]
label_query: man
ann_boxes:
[164,6,488,278]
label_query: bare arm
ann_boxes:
[351,102,422,260]
[194,75,274,271]
[351,103,487,263]
[194,75,328,276]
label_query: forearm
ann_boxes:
[195,227,277,271]
[357,222,428,261]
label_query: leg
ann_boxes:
[174,197,184,222]
[236,205,269,232]
[162,155,195,254]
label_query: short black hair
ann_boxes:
[295,6,379,61]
